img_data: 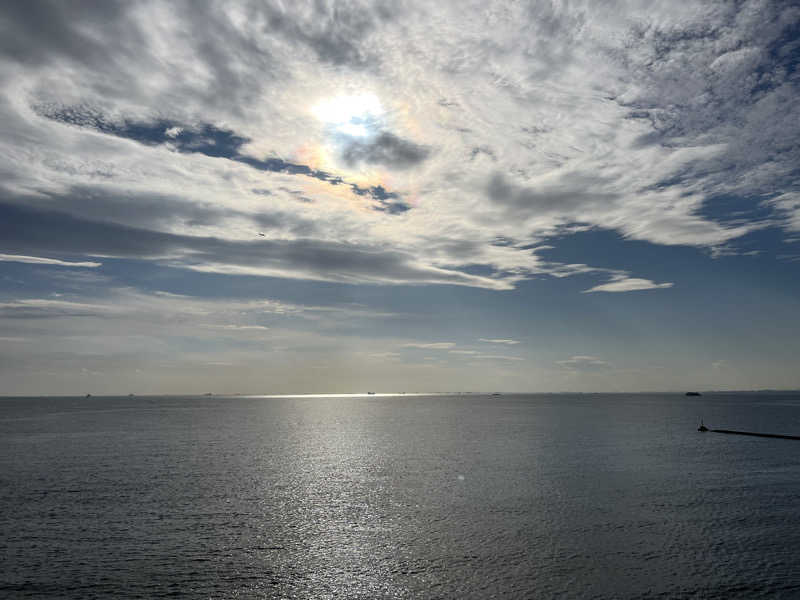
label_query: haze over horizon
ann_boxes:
[1,1,799,395]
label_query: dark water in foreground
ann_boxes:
[2,393,800,599]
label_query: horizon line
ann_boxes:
[2,389,800,399]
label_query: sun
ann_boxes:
[312,93,385,139]
[307,92,398,191]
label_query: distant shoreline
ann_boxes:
[2,390,799,399]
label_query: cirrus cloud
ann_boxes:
[582,276,674,294]
[0,253,101,268]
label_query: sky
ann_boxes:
[1,0,799,395]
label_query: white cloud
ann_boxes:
[709,246,762,259]
[0,0,796,292]
[0,254,101,268]
[0,298,120,317]
[474,354,524,361]
[770,193,800,232]
[0,288,389,328]
[479,338,520,345]
[583,277,674,293]
[368,352,402,360]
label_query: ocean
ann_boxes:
[2,393,799,598]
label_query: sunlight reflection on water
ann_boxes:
[2,393,800,598]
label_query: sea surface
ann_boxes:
[2,393,800,599]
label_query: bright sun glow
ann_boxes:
[312,93,384,138]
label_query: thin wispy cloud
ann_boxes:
[0,254,101,268]
[557,356,612,372]
[368,352,402,359]
[583,277,674,294]
[0,299,121,318]
[204,325,270,332]
[402,342,456,350]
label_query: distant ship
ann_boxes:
[685,391,702,396]
[367,391,376,395]
[491,392,502,396]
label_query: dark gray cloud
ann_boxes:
[0,0,399,110]
[341,132,430,170]
[1,201,178,259]
[424,238,485,262]
[2,184,319,238]
[176,2,282,111]
[0,0,132,67]
[0,201,499,288]
[259,0,399,69]
[1,1,281,115]
[486,172,615,216]
[251,210,320,237]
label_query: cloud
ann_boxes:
[582,277,674,293]
[259,0,399,69]
[369,351,401,358]
[0,299,120,319]
[36,106,250,158]
[474,355,524,361]
[341,132,429,170]
[205,324,270,331]
[402,342,456,349]
[770,193,800,232]
[0,2,132,67]
[0,202,512,290]
[0,0,798,296]
[449,350,478,355]
[486,171,616,218]
[0,286,420,388]
[479,338,520,345]
[36,106,412,215]
[0,288,392,327]
[708,246,761,259]
[0,253,101,268]
[557,355,612,371]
